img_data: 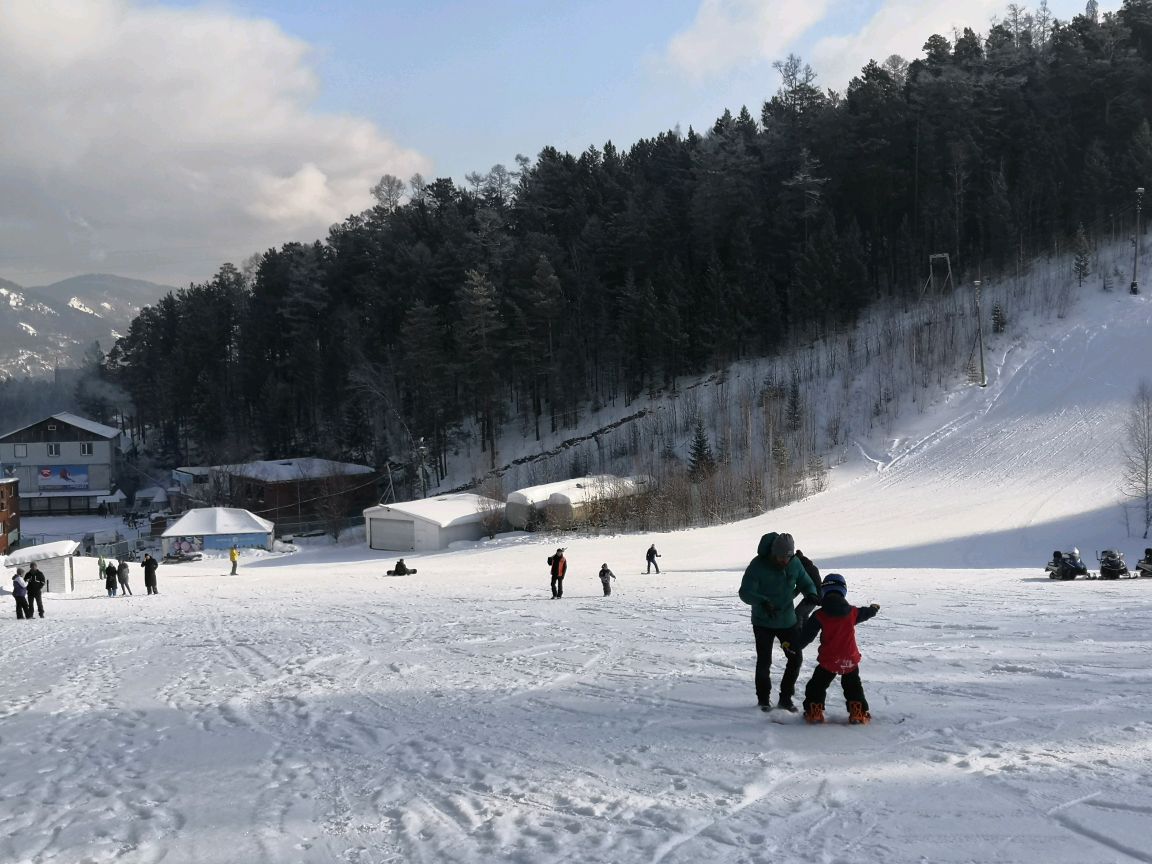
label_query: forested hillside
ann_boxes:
[98,2,1152,508]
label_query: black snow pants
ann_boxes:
[752,624,803,705]
[803,665,868,712]
[27,590,44,617]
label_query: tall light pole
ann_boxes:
[974,280,987,387]
[1132,186,1145,295]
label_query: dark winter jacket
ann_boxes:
[142,556,159,582]
[12,574,27,598]
[599,565,616,583]
[646,546,660,562]
[25,566,46,595]
[739,532,820,629]
[117,562,130,584]
[104,563,118,589]
[548,554,567,579]
[797,595,879,674]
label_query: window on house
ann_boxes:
[14,445,27,457]
[47,443,61,457]
[81,442,94,456]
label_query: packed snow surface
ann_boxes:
[2,290,1152,863]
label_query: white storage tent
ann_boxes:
[364,494,503,552]
[160,507,274,556]
[546,475,651,524]
[505,476,618,529]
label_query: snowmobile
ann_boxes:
[1096,549,1131,580]
[1045,548,1089,580]
[1135,548,1152,577]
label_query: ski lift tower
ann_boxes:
[919,253,955,301]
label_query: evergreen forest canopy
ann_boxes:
[99,1,1152,490]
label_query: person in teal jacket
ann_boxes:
[739,531,820,711]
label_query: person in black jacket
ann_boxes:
[24,562,47,618]
[141,553,159,595]
[645,544,661,574]
[105,560,119,597]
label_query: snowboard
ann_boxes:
[386,568,417,576]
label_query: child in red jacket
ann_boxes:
[794,573,879,725]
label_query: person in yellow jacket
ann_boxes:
[229,544,239,575]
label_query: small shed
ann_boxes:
[363,493,503,552]
[3,540,81,594]
[160,507,274,556]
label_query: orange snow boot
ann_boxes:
[803,702,825,724]
[847,701,871,725]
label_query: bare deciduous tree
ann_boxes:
[1121,379,1152,538]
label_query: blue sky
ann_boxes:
[161,0,1066,180]
[0,0,1115,288]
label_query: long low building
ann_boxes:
[364,494,503,552]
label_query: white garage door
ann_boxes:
[371,517,415,551]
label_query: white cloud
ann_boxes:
[810,0,1005,89]
[666,0,832,79]
[0,0,430,286]
[811,0,1118,91]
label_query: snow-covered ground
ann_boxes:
[3,289,1152,863]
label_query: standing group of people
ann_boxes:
[739,531,880,725]
[9,562,46,619]
[99,553,161,598]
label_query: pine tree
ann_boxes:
[1074,223,1091,287]
[688,421,716,481]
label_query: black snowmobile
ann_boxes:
[1135,548,1152,577]
[1045,548,1089,580]
[1096,549,1131,580]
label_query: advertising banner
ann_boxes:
[38,465,89,490]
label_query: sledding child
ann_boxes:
[792,573,880,725]
[598,563,616,596]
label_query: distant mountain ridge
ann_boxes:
[0,273,174,378]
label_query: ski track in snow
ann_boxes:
[2,575,1150,864]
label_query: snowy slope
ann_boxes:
[2,289,1152,864]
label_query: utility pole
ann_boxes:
[1132,186,1145,295]
[974,280,987,387]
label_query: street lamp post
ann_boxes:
[1132,187,1145,295]
[974,280,987,387]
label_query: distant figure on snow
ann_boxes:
[598,563,617,596]
[142,553,159,595]
[11,569,31,620]
[117,559,132,596]
[392,559,410,576]
[646,544,661,574]
[104,561,119,597]
[25,562,47,618]
[229,544,239,576]
[547,548,567,599]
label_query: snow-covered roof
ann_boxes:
[546,474,651,505]
[23,489,112,499]
[507,475,619,506]
[0,412,120,441]
[161,507,274,538]
[135,485,168,503]
[218,458,376,483]
[3,540,80,567]
[51,412,120,439]
[364,493,502,528]
[175,467,211,477]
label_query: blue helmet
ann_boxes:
[821,573,847,598]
